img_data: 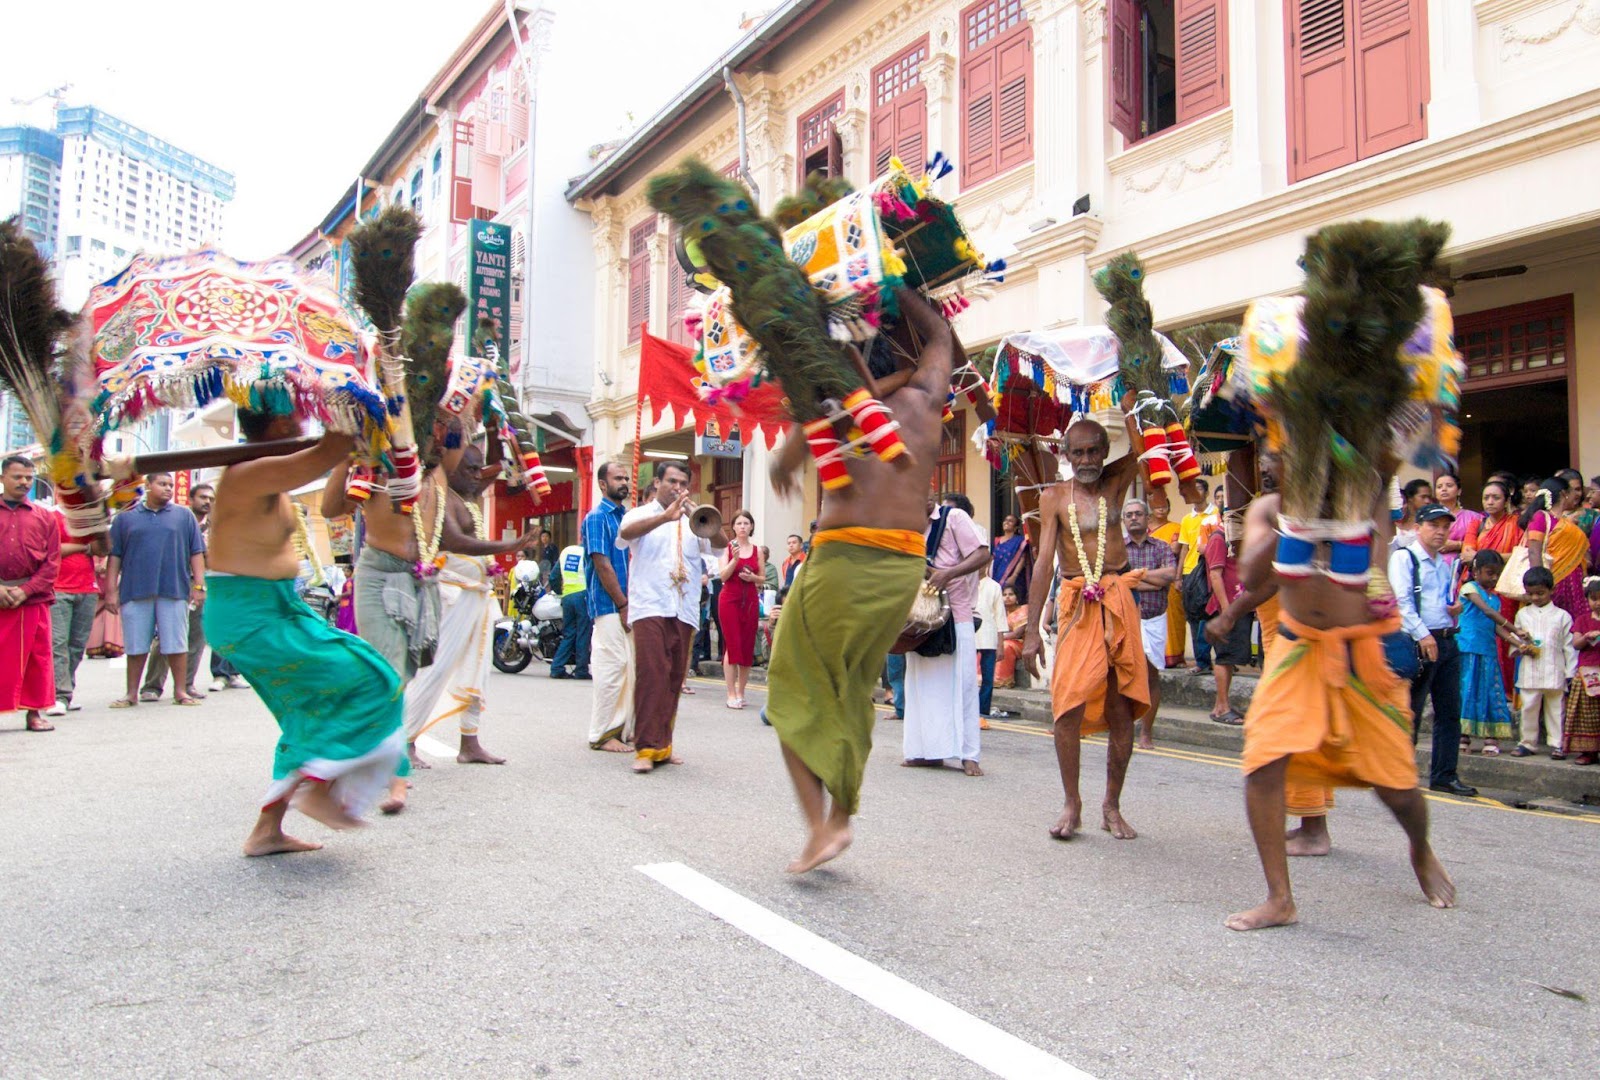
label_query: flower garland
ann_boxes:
[414,482,447,577]
[464,499,507,578]
[292,509,326,588]
[1066,485,1108,602]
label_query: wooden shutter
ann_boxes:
[666,225,693,345]
[626,217,654,345]
[962,1,1031,187]
[451,120,475,224]
[994,26,1032,171]
[894,90,928,174]
[1354,0,1427,158]
[961,46,998,187]
[1107,0,1141,143]
[1175,0,1229,124]
[871,39,930,180]
[1287,0,1359,182]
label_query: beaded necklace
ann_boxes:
[413,483,447,576]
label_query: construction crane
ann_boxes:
[9,83,72,108]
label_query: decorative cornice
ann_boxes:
[1011,212,1104,265]
[775,0,941,109]
[1494,0,1600,59]
[956,163,1037,233]
[1476,0,1576,24]
[1081,0,1108,47]
[1119,86,1600,274]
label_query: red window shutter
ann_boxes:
[1174,0,1229,124]
[666,225,691,345]
[894,89,928,174]
[962,48,998,187]
[1107,0,1141,143]
[450,120,474,224]
[1287,0,1359,182]
[1354,0,1427,158]
[994,26,1032,172]
[871,104,897,179]
[626,217,654,345]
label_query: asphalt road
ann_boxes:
[4,656,1598,1078]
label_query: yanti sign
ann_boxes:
[467,221,511,368]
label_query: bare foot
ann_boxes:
[242,831,323,857]
[962,759,984,776]
[666,754,684,765]
[1285,826,1332,857]
[378,775,408,815]
[457,736,506,765]
[786,822,854,873]
[1138,736,1154,750]
[1225,897,1298,931]
[595,738,633,753]
[1412,847,1456,908]
[295,781,365,830]
[1101,807,1138,840]
[1049,800,1083,840]
[901,758,946,768]
[408,743,432,770]
[632,758,655,773]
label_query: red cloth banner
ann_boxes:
[637,330,790,449]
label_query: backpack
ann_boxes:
[1181,550,1212,622]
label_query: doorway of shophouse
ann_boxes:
[1454,295,1576,496]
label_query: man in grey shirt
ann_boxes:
[106,473,207,708]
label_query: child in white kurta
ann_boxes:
[1512,570,1578,757]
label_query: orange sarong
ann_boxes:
[1049,570,1150,734]
[1242,613,1418,793]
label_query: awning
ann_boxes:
[638,330,789,448]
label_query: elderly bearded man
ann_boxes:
[1021,418,1149,841]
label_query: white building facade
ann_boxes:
[567,0,1600,538]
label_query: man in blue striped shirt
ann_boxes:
[582,462,634,751]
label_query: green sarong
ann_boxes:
[203,574,405,813]
[765,537,923,815]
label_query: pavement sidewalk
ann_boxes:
[696,660,1600,809]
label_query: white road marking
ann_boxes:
[415,734,455,759]
[637,862,1094,1080]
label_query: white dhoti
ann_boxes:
[587,612,636,748]
[405,554,498,741]
[1140,613,1167,670]
[903,620,981,762]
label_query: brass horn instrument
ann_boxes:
[689,503,724,540]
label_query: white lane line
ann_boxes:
[636,862,1093,1080]
[415,734,455,759]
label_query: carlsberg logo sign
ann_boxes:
[476,226,506,248]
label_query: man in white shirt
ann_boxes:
[1388,503,1476,797]
[973,572,1009,722]
[617,461,727,772]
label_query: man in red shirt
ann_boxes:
[0,455,62,731]
[1204,521,1253,725]
[48,495,109,716]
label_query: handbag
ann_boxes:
[1493,542,1551,602]
[891,509,955,655]
[1382,548,1423,682]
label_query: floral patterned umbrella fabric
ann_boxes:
[87,249,389,450]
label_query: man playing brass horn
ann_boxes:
[616,460,728,772]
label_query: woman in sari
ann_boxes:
[1462,479,1523,696]
[1437,473,1481,571]
[990,513,1031,598]
[84,554,124,659]
[992,586,1030,688]
[1522,477,1591,623]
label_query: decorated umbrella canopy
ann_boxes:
[86,250,390,452]
[977,325,1190,541]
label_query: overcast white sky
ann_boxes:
[5,0,758,259]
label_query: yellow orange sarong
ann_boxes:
[1049,570,1150,734]
[1242,613,1418,793]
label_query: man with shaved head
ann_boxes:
[1021,417,1149,841]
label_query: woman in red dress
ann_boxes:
[717,509,763,709]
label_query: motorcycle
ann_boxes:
[493,578,564,673]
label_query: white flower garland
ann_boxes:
[1066,484,1108,602]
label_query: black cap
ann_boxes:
[1416,502,1455,524]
